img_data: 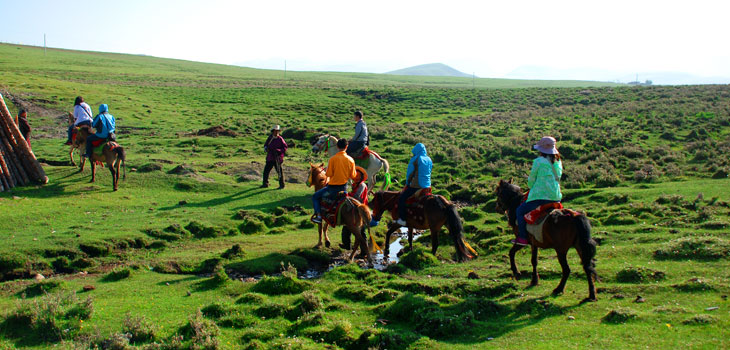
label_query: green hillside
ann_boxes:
[0,43,728,350]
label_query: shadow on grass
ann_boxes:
[157,186,264,211]
[154,275,200,286]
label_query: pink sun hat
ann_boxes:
[534,136,559,154]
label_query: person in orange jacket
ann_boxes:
[311,138,357,223]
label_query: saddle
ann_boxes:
[92,141,120,155]
[524,204,583,243]
[71,125,91,143]
[352,146,370,160]
[319,192,349,227]
[392,188,433,222]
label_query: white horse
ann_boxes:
[311,134,391,193]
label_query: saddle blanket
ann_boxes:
[320,193,348,227]
[526,207,580,243]
[92,141,120,155]
[391,188,434,222]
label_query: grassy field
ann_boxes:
[0,43,728,349]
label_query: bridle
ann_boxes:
[371,192,397,221]
[306,166,328,187]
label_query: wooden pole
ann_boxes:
[0,93,47,184]
[0,124,28,186]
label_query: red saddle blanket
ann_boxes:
[524,202,564,225]
[320,193,348,227]
[353,146,371,160]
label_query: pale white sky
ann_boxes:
[2,0,729,82]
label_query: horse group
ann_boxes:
[67,113,127,191]
[308,136,598,302]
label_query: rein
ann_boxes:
[373,192,398,220]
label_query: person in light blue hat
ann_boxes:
[394,143,433,226]
[84,104,116,158]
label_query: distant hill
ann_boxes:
[386,63,473,78]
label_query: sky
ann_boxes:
[2,0,729,84]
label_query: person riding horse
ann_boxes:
[340,166,368,250]
[513,136,563,246]
[83,104,116,159]
[346,110,368,158]
[66,96,93,145]
[311,138,357,224]
[394,143,433,227]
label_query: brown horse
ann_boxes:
[494,179,598,302]
[67,113,84,166]
[75,127,126,191]
[369,190,477,262]
[306,163,373,261]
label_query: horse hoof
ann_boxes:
[530,281,539,287]
[580,297,597,304]
[552,289,564,296]
[325,241,331,248]
[315,243,322,248]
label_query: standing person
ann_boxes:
[262,125,288,189]
[346,110,368,158]
[513,136,563,246]
[340,166,368,249]
[17,109,31,148]
[311,138,357,223]
[84,104,116,158]
[394,143,433,226]
[66,96,93,145]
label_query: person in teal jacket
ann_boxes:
[84,104,116,158]
[394,143,433,226]
[513,136,563,246]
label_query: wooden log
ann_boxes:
[0,93,48,184]
[0,144,16,189]
[0,125,28,186]
[0,153,10,191]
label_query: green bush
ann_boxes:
[252,274,309,296]
[102,267,132,282]
[185,221,224,238]
[602,307,638,324]
[180,310,220,350]
[236,293,265,304]
[122,313,157,344]
[615,266,665,283]
[79,241,111,257]
[221,244,245,259]
[20,280,66,297]
[238,218,267,235]
[399,248,440,270]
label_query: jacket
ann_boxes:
[352,120,368,142]
[349,182,368,205]
[406,143,433,188]
[326,150,356,186]
[92,107,115,139]
[526,156,563,202]
[265,135,288,163]
[74,103,93,125]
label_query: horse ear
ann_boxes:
[508,177,513,184]
[319,163,324,168]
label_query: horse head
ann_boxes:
[306,163,326,188]
[495,179,522,213]
[311,134,329,153]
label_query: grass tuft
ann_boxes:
[602,307,639,324]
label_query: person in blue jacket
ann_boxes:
[84,104,116,158]
[394,143,433,226]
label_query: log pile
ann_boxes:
[0,93,48,191]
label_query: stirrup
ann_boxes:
[310,214,322,224]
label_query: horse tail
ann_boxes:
[439,197,475,261]
[575,214,598,281]
[356,202,382,254]
[114,146,127,180]
[370,151,391,192]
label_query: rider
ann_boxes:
[513,136,563,246]
[340,166,368,249]
[66,96,93,145]
[17,109,31,147]
[346,110,368,158]
[311,138,357,224]
[84,104,116,158]
[394,143,433,226]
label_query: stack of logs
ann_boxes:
[0,93,48,191]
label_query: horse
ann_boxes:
[311,134,391,193]
[494,179,598,302]
[306,163,374,261]
[369,190,477,262]
[74,127,127,191]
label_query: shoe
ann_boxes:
[394,218,407,226]
[311,215,322,224]
[369,219,380,227]
[511,237,529,246]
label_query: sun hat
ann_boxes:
[271,125,281,131]
[354,166,368,183]
[533,136,558,155]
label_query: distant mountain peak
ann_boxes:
[386,63,473,78]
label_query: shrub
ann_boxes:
[602,307,638,324]
[682,314,719,325]
[201,302,234,319]
[221,244,245,259]
[185,221,224,238]
[238,219,266,235]
[5,291,93,341]
[122,313,157,343]
[254,302,293,319]
[251,272,309,296]
[334,285,375,302]
[615,266,665,283]
[52,256,73,273]
[673,278,714,292]
[296,291,323,313]
[79,241,111,257]
[654,236,730,260]
[236,293,265,305]
[399,248,440,270]
[20,280,65,297]
[180,310,220,350]
[102,268,132,282]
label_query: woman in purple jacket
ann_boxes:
[262,125,288,189]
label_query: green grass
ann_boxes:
[0,43,729,349]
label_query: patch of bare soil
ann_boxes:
[194,125,239,137]
[1,90,68,139]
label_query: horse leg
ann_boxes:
[383,224,400,257]
[429,226,440,256]
[109,160,117,191]
[575,245,598,302]
[509,244,525,279]
[323,223,331,248]
[90,158,96,183]
[316,223,323,247]
[408,228,414,252]
[69,146,76,166]
[530,245,540,287]
[553,250,571,296]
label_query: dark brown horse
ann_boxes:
[370,191,477,262]
[75,127,126,191]
[306,163,374,261]
[495,179,598,302]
